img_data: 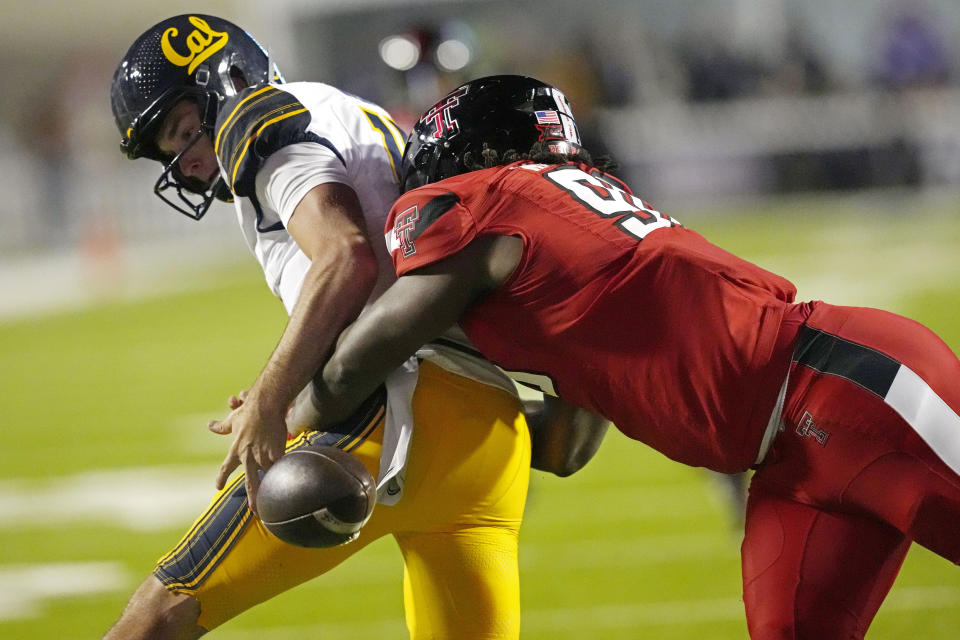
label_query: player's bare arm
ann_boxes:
[524,395,610,476]
[314,233,522,423]
[210,182,378,505]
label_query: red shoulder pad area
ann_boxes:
[384,186,477,276]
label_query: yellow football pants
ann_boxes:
[155,360,531,638]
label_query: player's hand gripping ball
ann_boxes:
[256,444,376,547]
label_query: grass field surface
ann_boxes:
[1,194,958,638]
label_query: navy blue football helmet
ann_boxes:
[399,75,583,193]
[110,14,283,219]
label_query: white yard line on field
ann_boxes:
[0,562,129,621]
[0,466,216,531]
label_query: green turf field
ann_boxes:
[1,195,958,638]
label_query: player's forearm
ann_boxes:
[316,266,486,423]
[315,287,445,424]
[316,236,508,423]
[247,238,378,418]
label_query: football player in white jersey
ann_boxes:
[105,14,607,640]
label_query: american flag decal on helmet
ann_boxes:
[535,110,561,124]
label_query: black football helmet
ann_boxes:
[110,14,283,219]
[399,75,583,192]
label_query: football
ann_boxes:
[256,444,377,548]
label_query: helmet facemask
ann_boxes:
[150,92,228,220]
[154,132,229,221]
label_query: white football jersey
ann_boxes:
[212,81,517,502]
[216,81,403,312]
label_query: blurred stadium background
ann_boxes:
[1,0,958,638]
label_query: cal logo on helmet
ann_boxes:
[161,16,229,75]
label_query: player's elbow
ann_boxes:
[315,357,363,425]
[347,237,379,291]
[320,356,348,399]
[306,230,379,301]
[330,233,378,294]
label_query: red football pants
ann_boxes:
[743,303,960,639]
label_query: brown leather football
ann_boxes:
[256,444,376,547]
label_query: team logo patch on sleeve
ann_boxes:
[387,193,462,258]
[392,205,420,257]
[796,410,830,446]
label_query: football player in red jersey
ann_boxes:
[289,75,960,639]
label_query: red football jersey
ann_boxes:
[386,161,799,472]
